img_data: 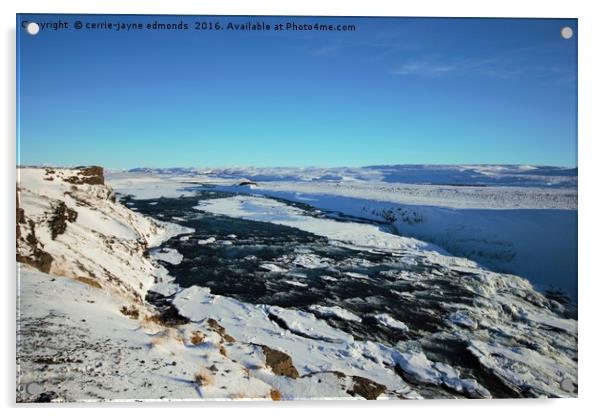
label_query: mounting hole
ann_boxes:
[560,26,573,40]
[25,382,42,395]
[26,22,40,36]
[560,378,576,393]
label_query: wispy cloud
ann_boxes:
[391,55,517,78]
[298,21,575,86]
[310,42,344,56]
[308,38,421,58]
[306,23,425,58]
[390,48,574,84]
[391,62,458,76]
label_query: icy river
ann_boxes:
[120,187,578,398]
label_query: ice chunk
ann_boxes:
[259,263,287,273]
[445,311,478,330]
[283,280,308,288]
[374,313,409,331]
[344,272,370,280]
[198,237,216,245]
[266,306,353,343]
[150,248,183,265]
[309,305,362,322]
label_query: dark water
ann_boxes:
[121,190,518,397]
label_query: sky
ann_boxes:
[17,15,577,168]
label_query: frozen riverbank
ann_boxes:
[212,187,577,299]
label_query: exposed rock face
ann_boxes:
[17,250,54,274]
[49,201,78,240]
[298,371,387,400]
[347,375,387,400]
[34,391,60,403]
[17,188,25,240]
[17,219,54,273]
[64,166,105,185]
[259,344,299,379]
[206,318,236,342]
[120,305,140,319]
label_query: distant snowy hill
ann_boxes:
[123,164,577,188]
[363,164,577,187]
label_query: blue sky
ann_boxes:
[17,15,577,168]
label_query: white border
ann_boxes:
[3,1,600,415]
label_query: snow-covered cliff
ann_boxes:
[17,167,187,302]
